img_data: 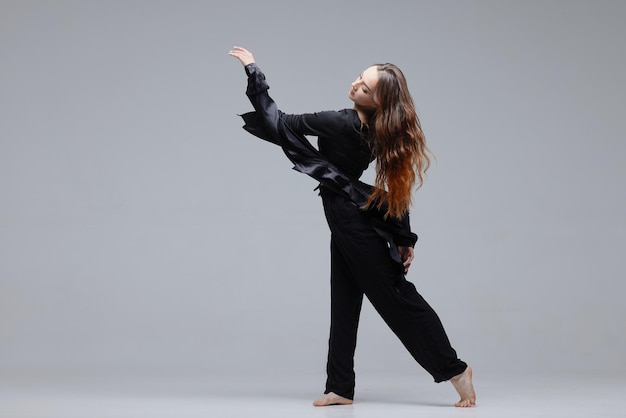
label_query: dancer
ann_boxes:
[229,46,476,408]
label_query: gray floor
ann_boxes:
[1,373,623,418]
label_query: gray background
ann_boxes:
[1,0,625,386]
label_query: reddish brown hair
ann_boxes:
[364,63,431,219]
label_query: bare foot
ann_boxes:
[312,392,353,407]
[450,366,476,407]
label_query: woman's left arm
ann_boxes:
[398,246,414,274]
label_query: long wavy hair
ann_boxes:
[363,63,431,219]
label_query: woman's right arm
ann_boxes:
[282,111,352,139]
[230,47,284,145]
[230,47,348,144]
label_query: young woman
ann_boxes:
[229,46,476,408]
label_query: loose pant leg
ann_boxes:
[322,193,467,385]
[324,238,364,400]
[364,274,467,382]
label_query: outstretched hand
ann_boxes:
[229,46,255,66]
[398,246,414,274]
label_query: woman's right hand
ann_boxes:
[229,46,255,66]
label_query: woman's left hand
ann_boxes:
[398,246,414,274]
[229,46,255,66]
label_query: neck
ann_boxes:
[354,105,373,125]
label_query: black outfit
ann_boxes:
[239,63,467,399]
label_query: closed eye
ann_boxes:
[359,73,373,93]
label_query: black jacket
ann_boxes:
[239,63,418,252]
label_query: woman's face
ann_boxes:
[349,66,379,109]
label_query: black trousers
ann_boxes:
[320,189,467,400]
